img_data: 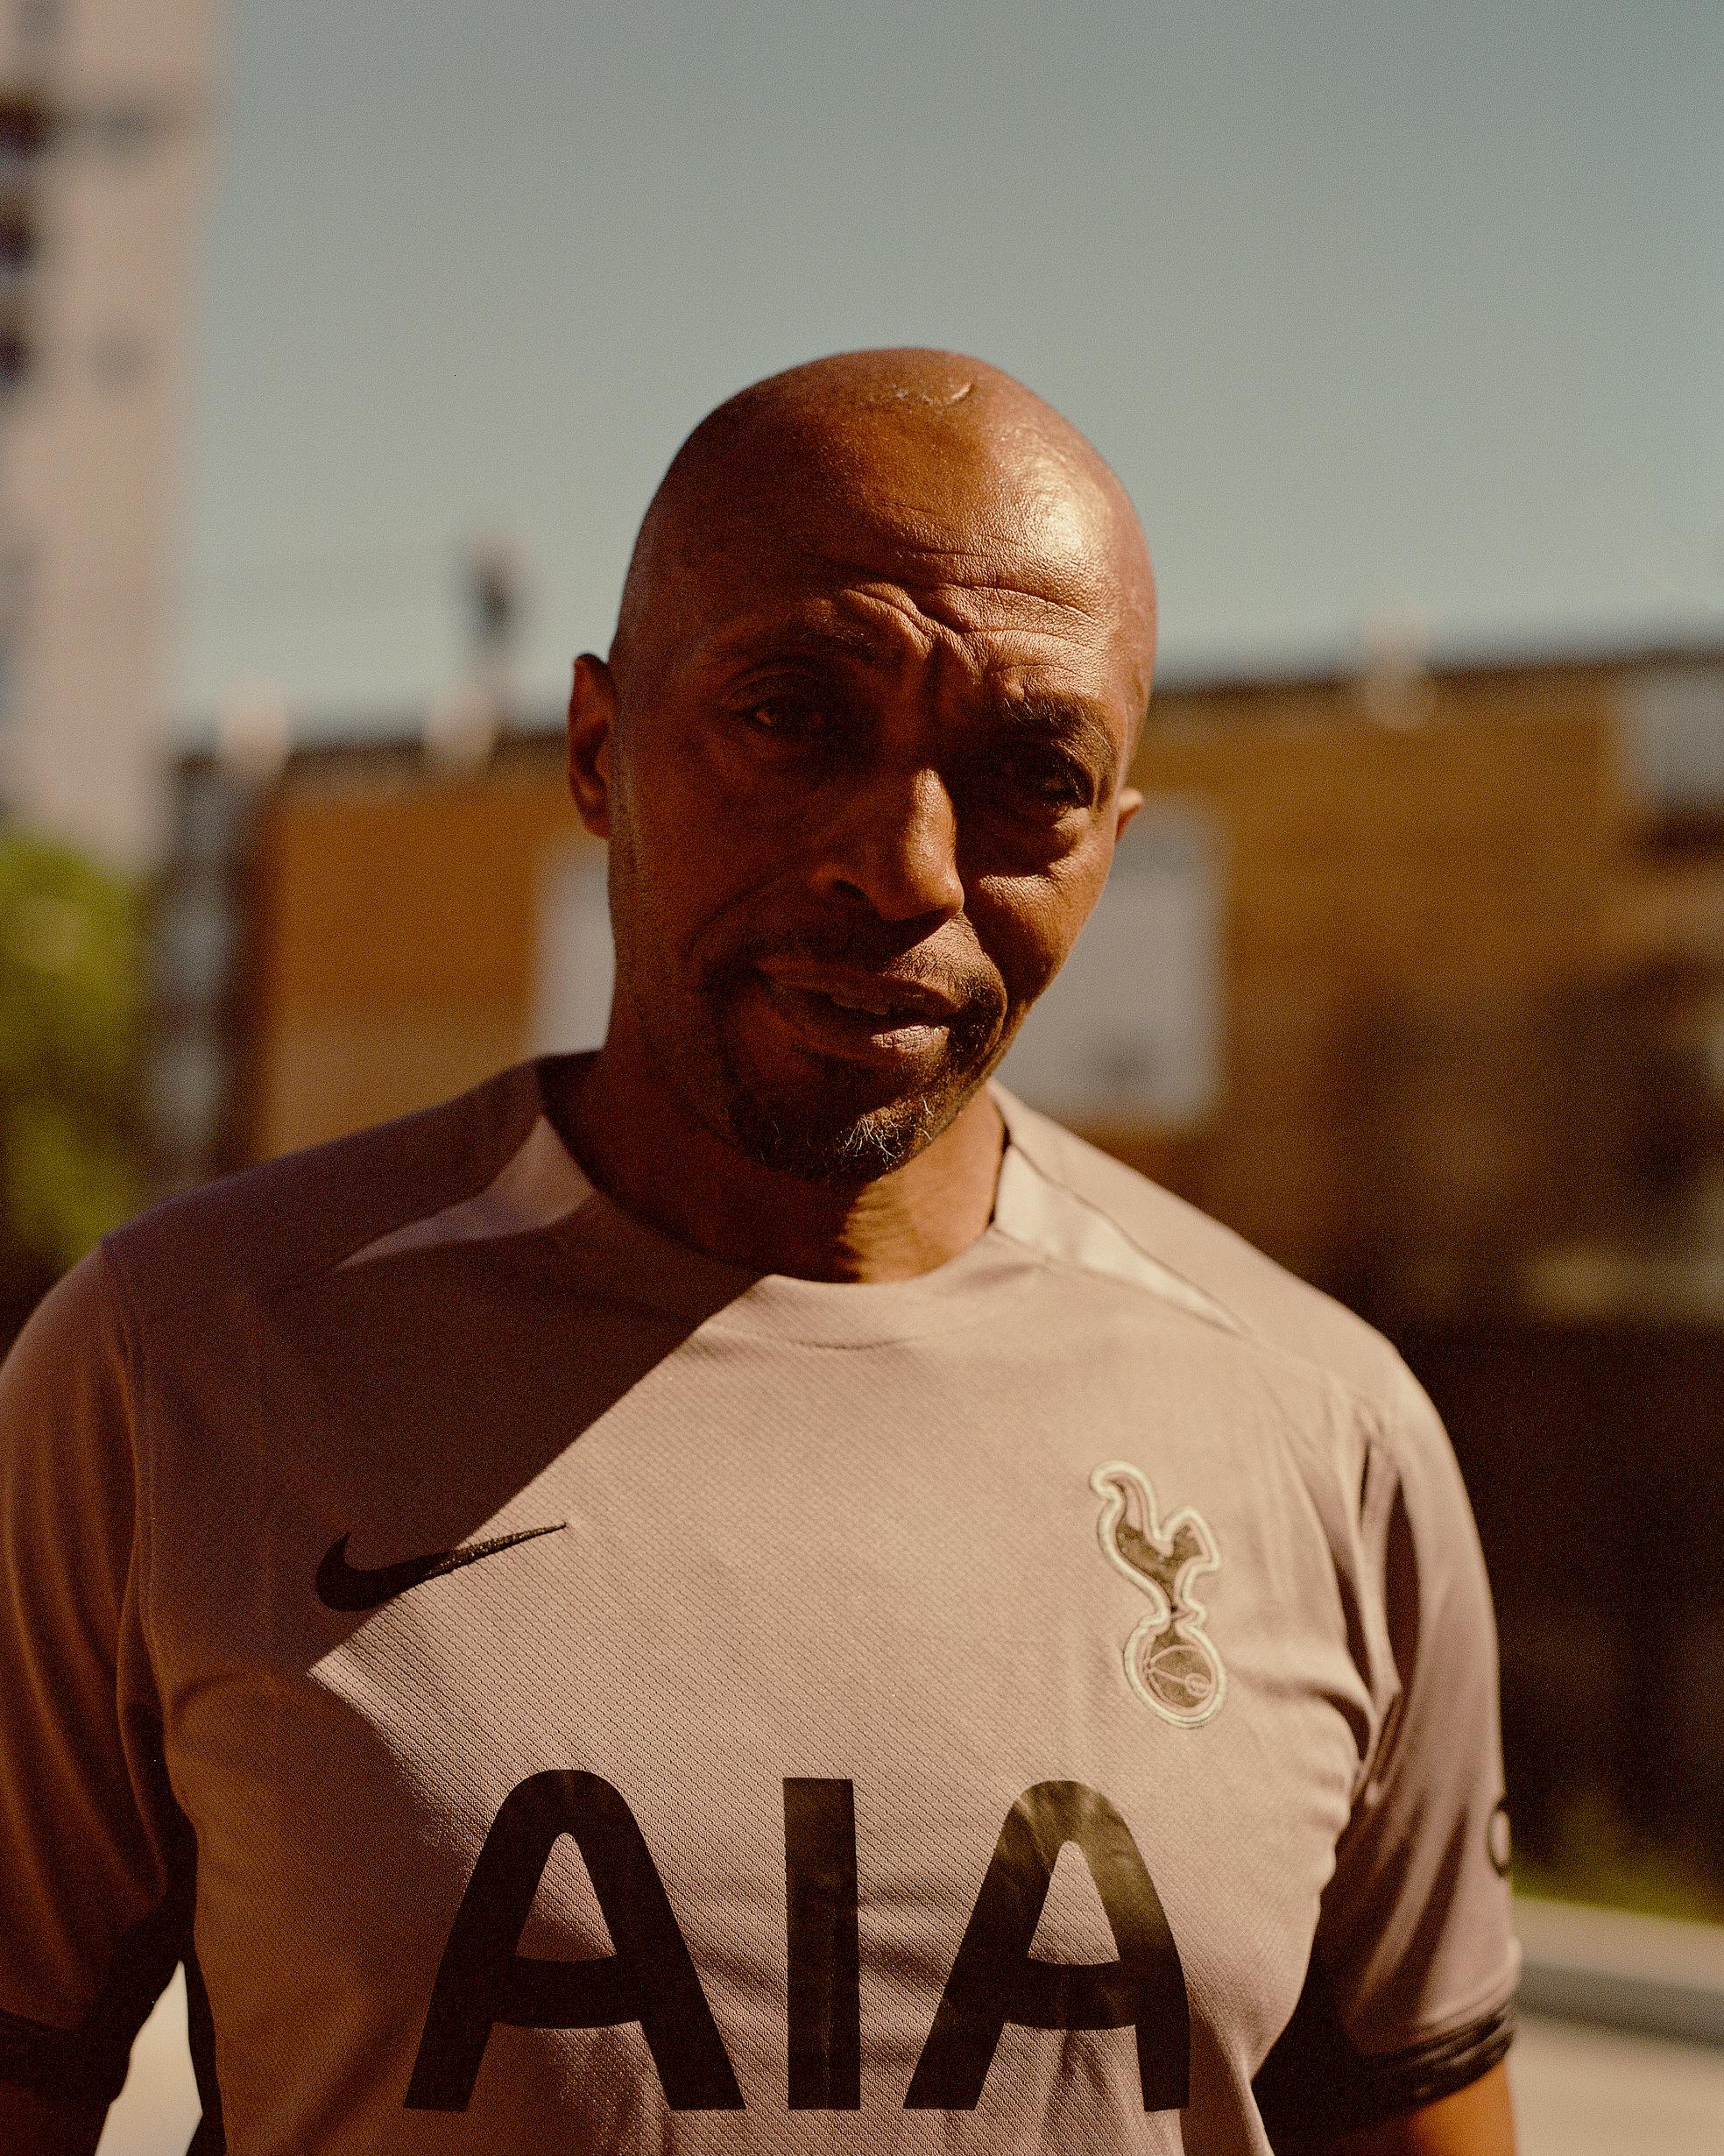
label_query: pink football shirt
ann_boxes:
[0,1056,1517,2151]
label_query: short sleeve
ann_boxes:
[1254,1355,1519,2141]
[0,1249,190,2104]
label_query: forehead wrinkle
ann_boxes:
[809,583,1119,697]
[701,589,940,678]
[911,574,1116,636]
[696,582,1133,749]
[781,485,1140,650]
[703,585,1122,711]
[706,611,883,665]
[781,543,1125,649]
[823,540,1113,605]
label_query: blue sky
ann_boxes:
[173,0,1723,728]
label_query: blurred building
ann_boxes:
[0,0,220,869]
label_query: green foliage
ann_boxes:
[0,829,145,1290]
[1513,1787,1724,1925]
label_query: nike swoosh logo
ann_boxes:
[316,1520,567,1611]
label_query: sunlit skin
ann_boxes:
[561,350,1153,1282]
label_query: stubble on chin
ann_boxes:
[702,984,1007,1186]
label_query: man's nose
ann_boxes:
[812,763,964,925]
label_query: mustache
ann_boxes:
[700,922,1008,1041]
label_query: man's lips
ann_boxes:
[743,962,963,1063]
[751,960,963,1024]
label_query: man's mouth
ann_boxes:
[752,961,961,1025]
[745,963,962,1064]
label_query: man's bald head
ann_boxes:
[611,348,1155,719]
[569,349,1157,1188]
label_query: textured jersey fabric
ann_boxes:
[0,1055,1517,2153]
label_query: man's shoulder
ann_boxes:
[994,1086,1414,1425]
[105,1060,548,1318]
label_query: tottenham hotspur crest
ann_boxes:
[1091,1461,1226,1726]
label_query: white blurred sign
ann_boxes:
[528,844,614,1055]
[529,802,1224,1129]
[1624,664,1724,809]
[997,799,1223,1126]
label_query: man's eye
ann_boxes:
[737,696,830,739]
[1000,752,1092,809]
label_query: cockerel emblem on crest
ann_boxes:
[1090,1460,1226,1727]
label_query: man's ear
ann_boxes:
[1114,785,1144,841]
[568,654,617,838]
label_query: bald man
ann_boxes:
[0,351,1518,2155]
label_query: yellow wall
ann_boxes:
[1122,673,1622,1284]
[251,760,591,1158]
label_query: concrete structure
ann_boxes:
[0,0,220,868]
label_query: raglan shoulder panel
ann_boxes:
[104,1060,548,1319]
[993,1085,1411,1413]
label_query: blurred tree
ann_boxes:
[0,830,145,1320]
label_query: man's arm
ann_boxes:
[0,2080,108,2156]
[1,1256,184,2145]
[1254,1358,1522,2152]
[1289,2058,1516,2155]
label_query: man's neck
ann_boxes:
[552,1033,1007,1284]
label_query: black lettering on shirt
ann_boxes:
[784,1778,861,2109]
[903,1779,1189,2112]
[405,1771,743,2111]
